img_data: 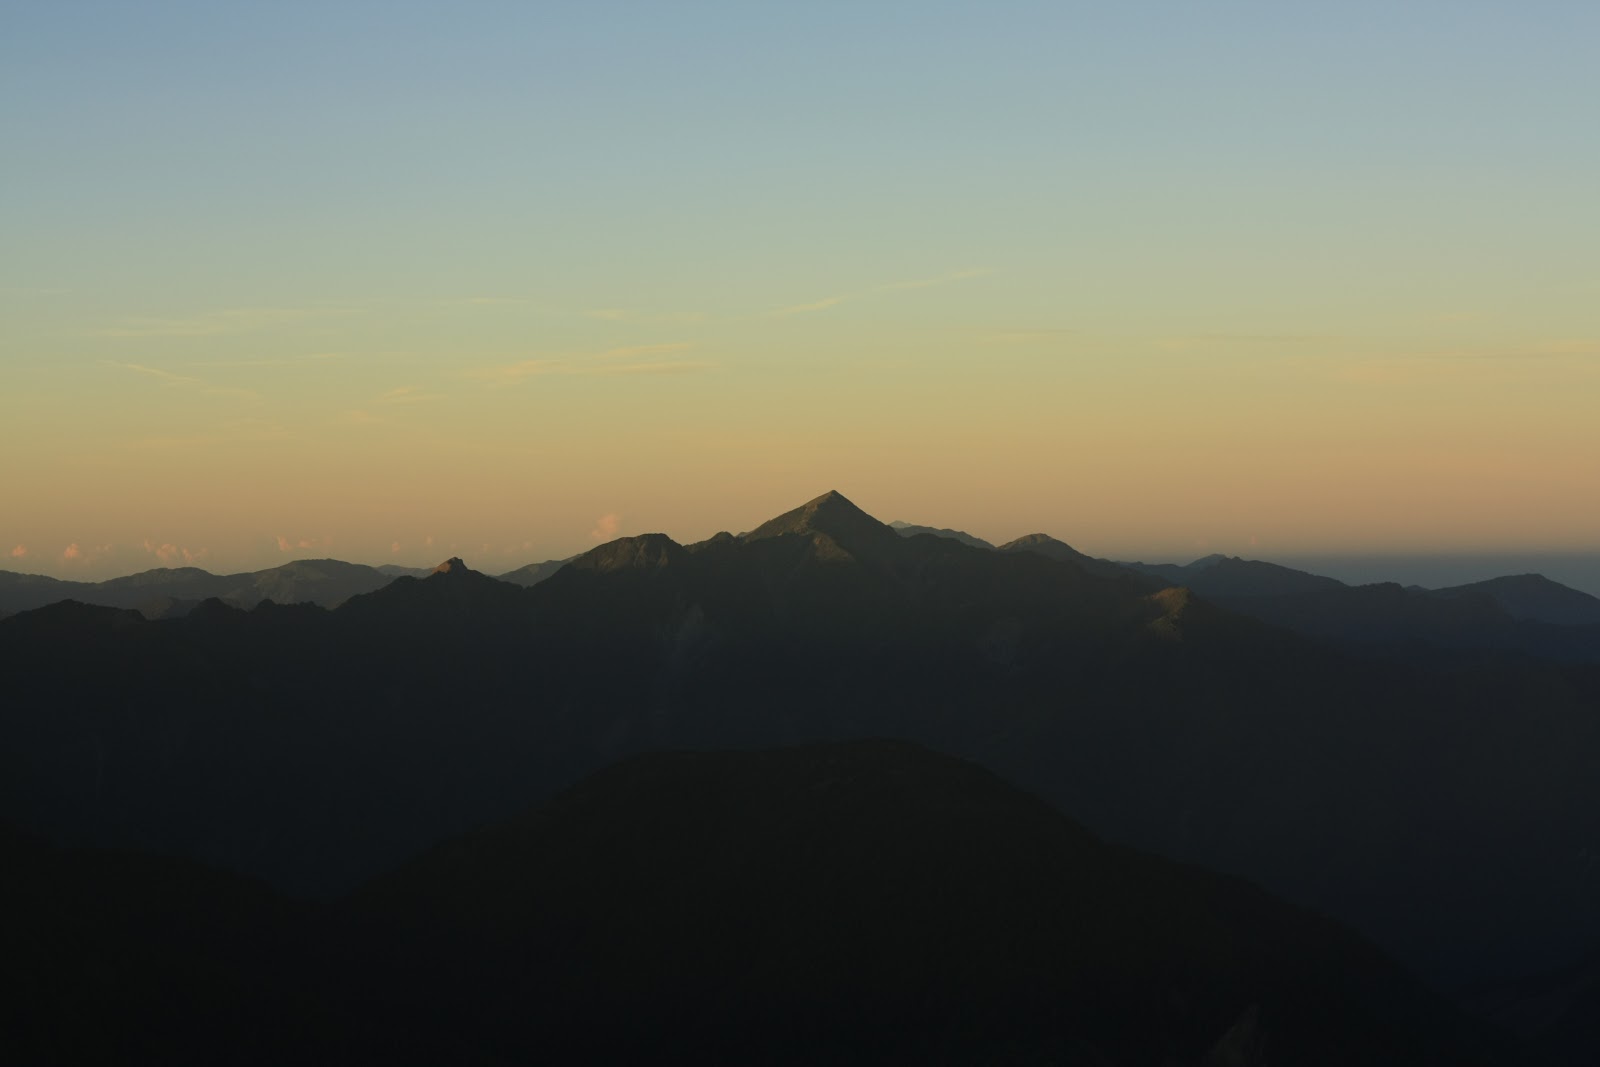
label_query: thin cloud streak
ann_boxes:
[186,353,344,368]
[596,343,693,360]
[104,361,259,399]
[769,268,989,318]
[773,296,846,318]
[95,307,359,338]
[474,344,707,384]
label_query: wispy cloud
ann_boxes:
[61,542,111,564]
[1327,340,1600,387]
[590,513,621,540]
[111,362,203,385]
[185,353,343,369]
[475,344,708,384]
[275,534,325,553]
[376,386,436,404]
[1,286,69,297]
[584,308,709,326]
[773,296,846,318]
[143,539,206,565]
[96,306,358,338]
[876,268,991,293]
[979,329,1080,346]
[769,268,989,318]
[104,361,258,398]
[596,342,693,360]
[9,544,25,559]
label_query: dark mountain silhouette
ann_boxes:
[889,520,996,549]
[1430,574,1600,626]
[337,556,527,629]
[3,490,1600,1005]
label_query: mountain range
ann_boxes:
[3,490,1599,1061]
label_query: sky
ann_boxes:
[4,1,1598,580]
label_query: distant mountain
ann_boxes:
[889,520,996,550]
[496,557,569,586]
[0,558,400,615]
[1430,574,1600,626]
[999,532,1143,581]
[1121,554,1347,598]
[375,563,433,578]
[356,741,1482,1064]
[338,556,527,627]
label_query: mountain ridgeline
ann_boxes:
[3,491,1599,1062]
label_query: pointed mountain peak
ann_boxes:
[744,490,899,553]
[430,557,472,576]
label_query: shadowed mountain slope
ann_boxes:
[1430,574,1600,626]
[743,489,907,562]
[354,741,1484,1065]
[2,745,1506,1065]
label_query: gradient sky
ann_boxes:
[5,2,1598,580]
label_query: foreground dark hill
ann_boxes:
[353,741,1483,1065]
[1,820,315,1065]
[1,744,1499,1064]
[3,490,1599,995]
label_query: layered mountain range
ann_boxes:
[3,491,1599,1061]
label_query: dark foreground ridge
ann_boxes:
[3,741,1494,1065]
